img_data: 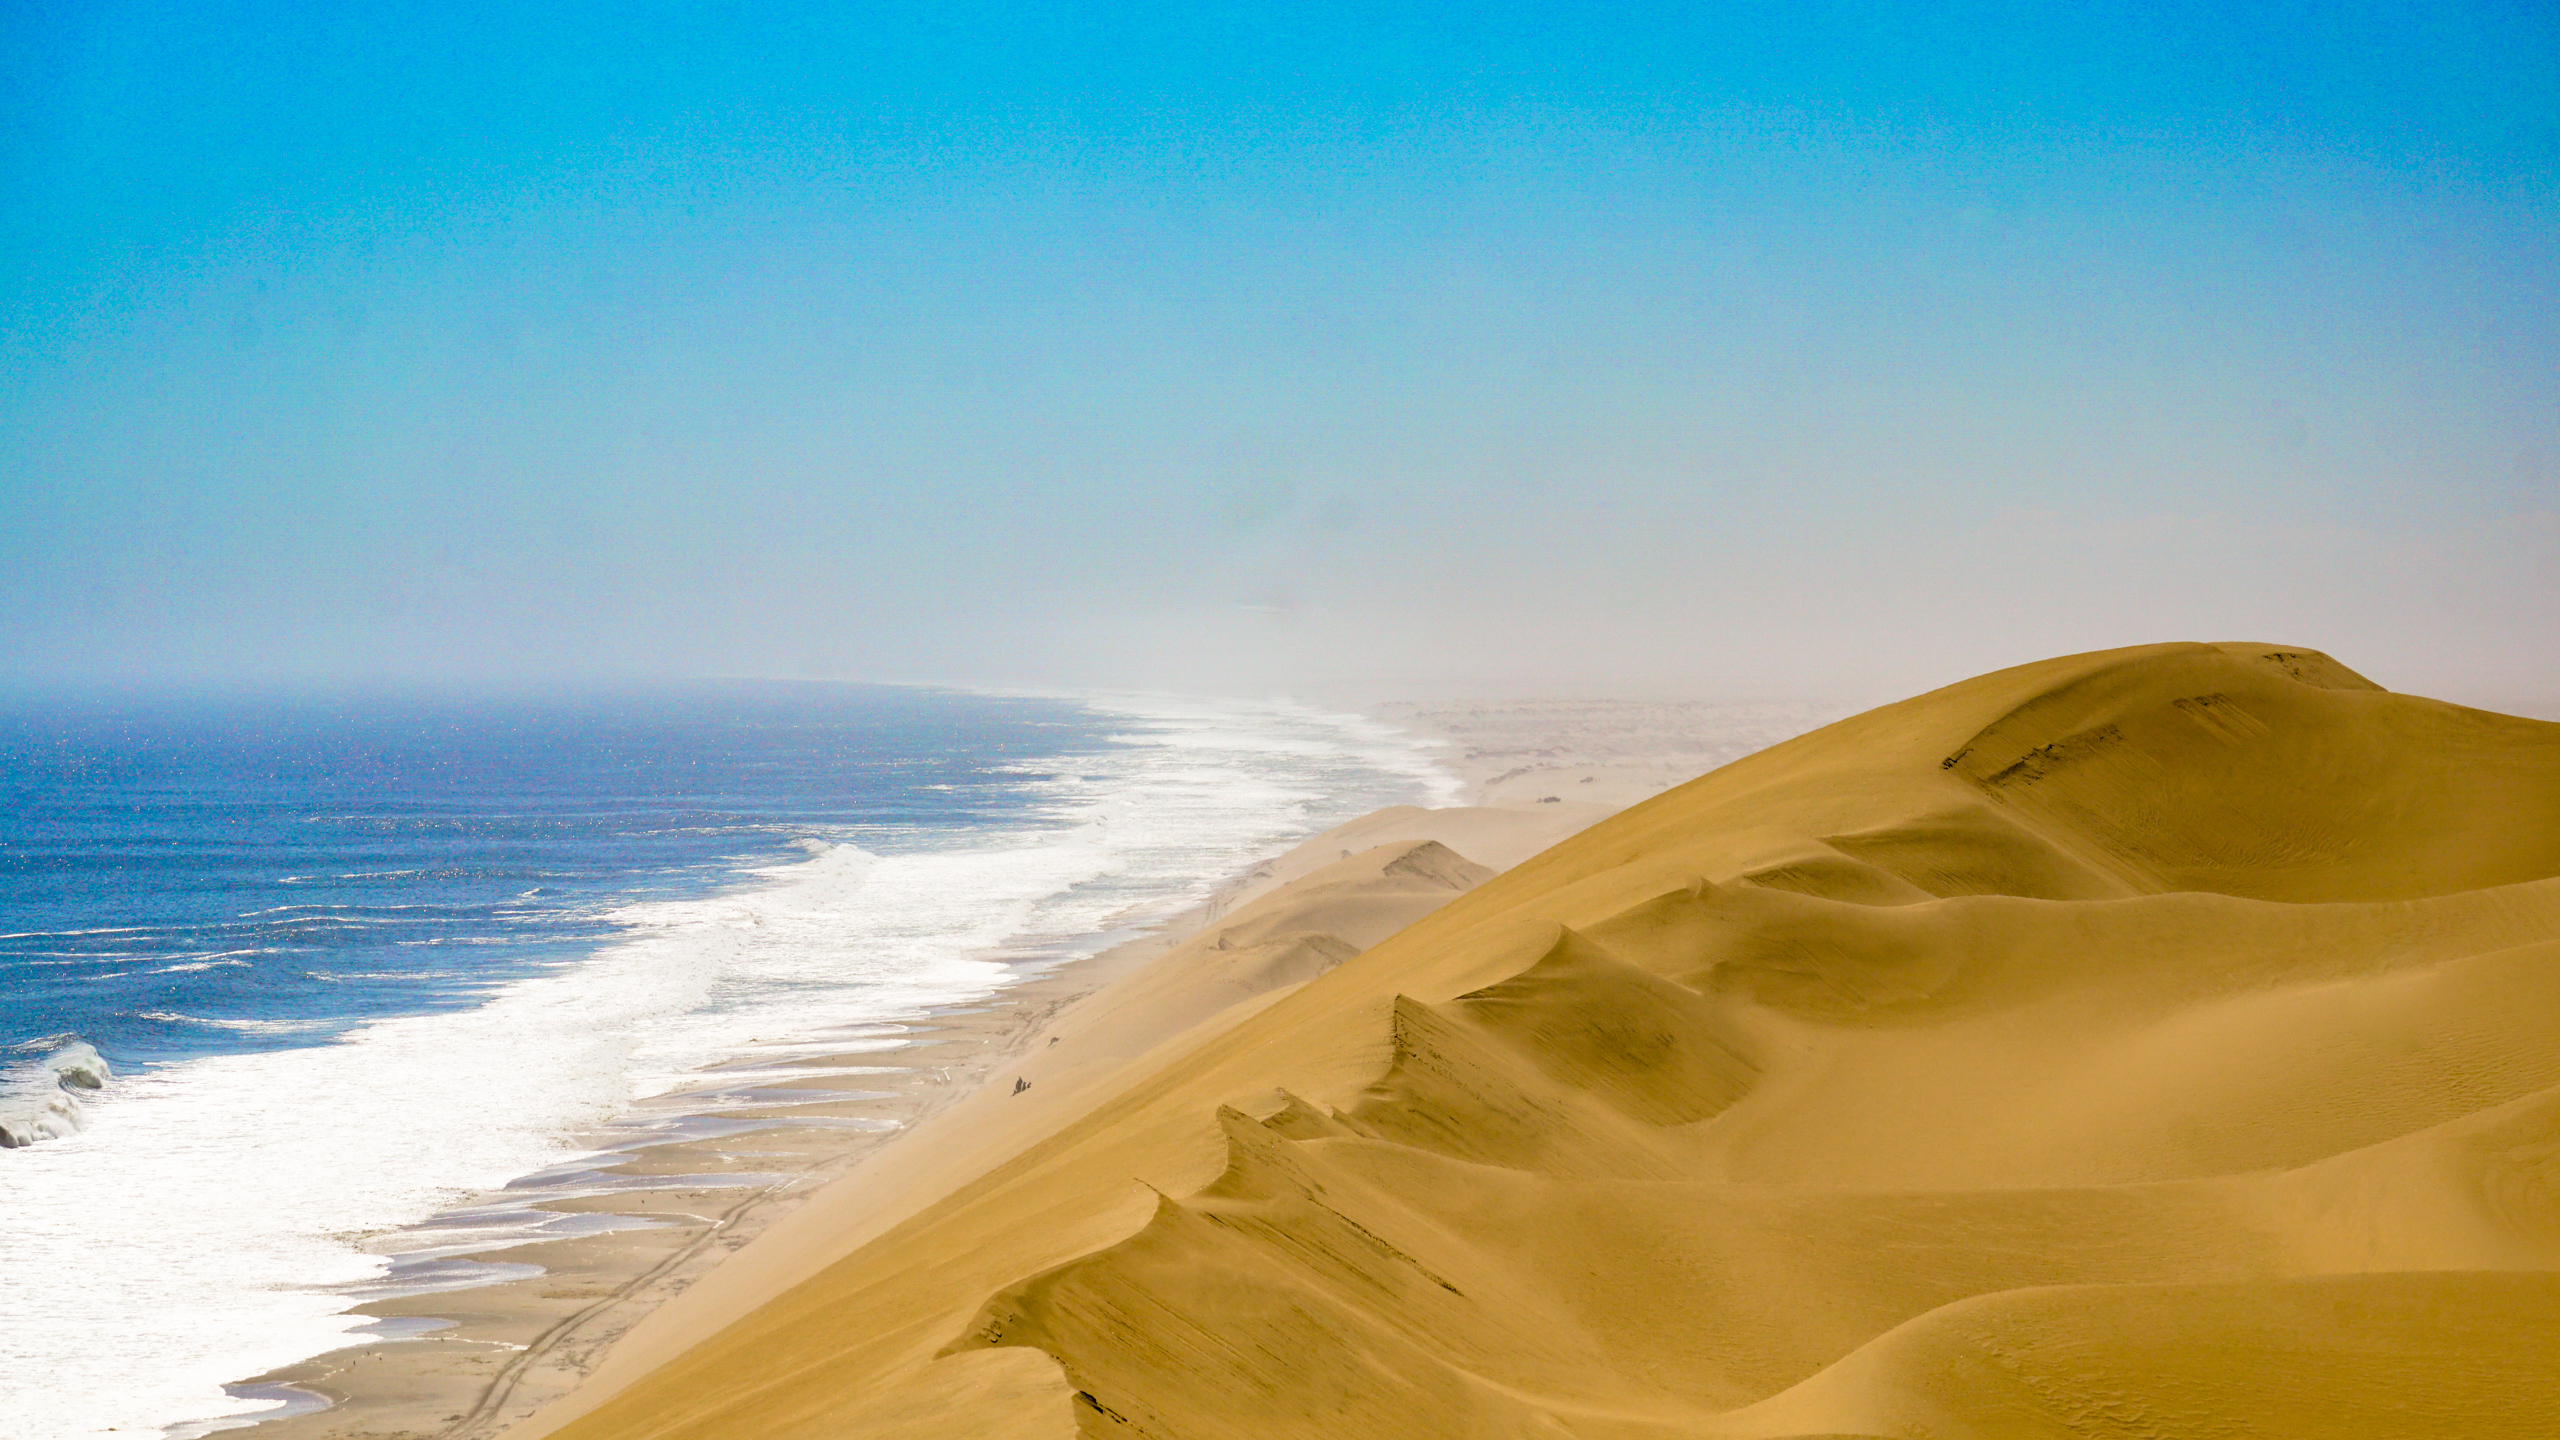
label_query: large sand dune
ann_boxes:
[512,642,2560,1439]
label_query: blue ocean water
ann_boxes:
[0,683,1453,1440]
[0,683,1110,1073]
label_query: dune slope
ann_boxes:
[518,642,2560,1440]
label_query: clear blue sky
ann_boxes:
[3,2,2553,700]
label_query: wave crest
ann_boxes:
[0,1040,113,1148]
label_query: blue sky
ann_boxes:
[3,2,2553,699]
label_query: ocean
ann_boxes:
[0,682,1454,1440]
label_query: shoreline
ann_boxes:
[231,699,1831,1440]
[231,867,1318,1438]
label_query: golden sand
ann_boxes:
[508,642,2560,1439]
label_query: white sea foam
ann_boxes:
[0,695,1453,1440]
[0,1041,113,1148]
[131,1013,345,1035]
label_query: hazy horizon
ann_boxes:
[5,3,2553,706]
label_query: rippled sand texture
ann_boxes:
[519,642,2560,1440]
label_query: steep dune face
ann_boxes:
[525,643,2560,1440]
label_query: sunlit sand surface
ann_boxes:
[504,642,2560,1440]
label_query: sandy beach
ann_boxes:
[238,698,1779,1438]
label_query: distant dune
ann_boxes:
[511,642,2560,1440]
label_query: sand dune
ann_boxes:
[511,642,2560,1440]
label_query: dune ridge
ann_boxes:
[515,642,2560,1440]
